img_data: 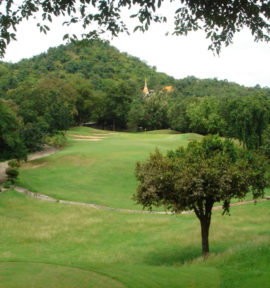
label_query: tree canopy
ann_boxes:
[134,135,269,256]
[0,100,26,161]
[0,0,270,57]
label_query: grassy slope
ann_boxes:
[0,190,269,288]
[1,129,270,287]
[17,127,202,209]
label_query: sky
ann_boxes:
[2,6,270,88]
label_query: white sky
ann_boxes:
[2,6,270,88]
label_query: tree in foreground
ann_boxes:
[0,0,269,57]
[134,135,268,257]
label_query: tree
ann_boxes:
[134,135,268,257]
[186,96,226,135]
[221,94,270,149]
[102,79,136,130]
[143,92,169,130]
[69,76,106,124]
[0,0,269,57]
[168,93,194,133]
[127,99,145,131]
[0,100,26,161]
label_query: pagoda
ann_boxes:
[142,78,149,95]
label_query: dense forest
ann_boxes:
[1,39,270,160]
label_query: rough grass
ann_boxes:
[0,262,124,288]
[0,190,269,288]
[16,127,203,209]
[2,128,270,287]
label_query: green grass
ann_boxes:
[17,127,202,209]
[0,262,124,288]
[1,128,270,287]
[0,190,269,287]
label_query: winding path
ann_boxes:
[1,147,269,215]
[11,186,269,215]
[0,146,59,184]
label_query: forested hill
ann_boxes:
[1,39,269,98]
[1,39,270,160]
[0,40,174,96]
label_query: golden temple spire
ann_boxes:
[143,78,149,95]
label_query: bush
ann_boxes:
[3,180,12,188]
[7,159,20,168]
[5,167,19,184]
[44,132,67,148]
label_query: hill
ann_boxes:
[0,40,174,97]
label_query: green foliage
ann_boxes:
[135,135,268,212]
[0,100,26,161]
[127,100,145,131]
[44,132,67,148]
[220,94,270,149]
[168,94,193,132]
[5,167,19,184]
[7,159,20,168]
[260,125,270,158]
[186,96,225,135]
[143,92,169,130]
[3,180,11,188]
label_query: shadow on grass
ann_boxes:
[144,246,202,266]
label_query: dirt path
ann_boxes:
[0,161,8,184]
[0,146,59,184]
[10,186,269,215]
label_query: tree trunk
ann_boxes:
[193,199,214,258]
[200,217,210,257]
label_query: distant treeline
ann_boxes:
[0,40,270,160]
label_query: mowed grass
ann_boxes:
[0,190,269,288]
[17,127,202,209]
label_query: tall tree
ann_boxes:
[0,100,26,160]
[186,96,225,135]
[102,79,136,130]
[221,94,270,149]
[134,135,268,257]
[143,92,169,130]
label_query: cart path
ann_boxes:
[0,146,59,184]
[10,186,269,215]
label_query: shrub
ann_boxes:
[3,180,12,188]
[5,167,19,184]
[45,132,67,148]
[7,159,20,168]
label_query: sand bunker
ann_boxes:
[73,138,102,141]
[69,134,107,141]
[69,134,105,138]
[91,133,116,136]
